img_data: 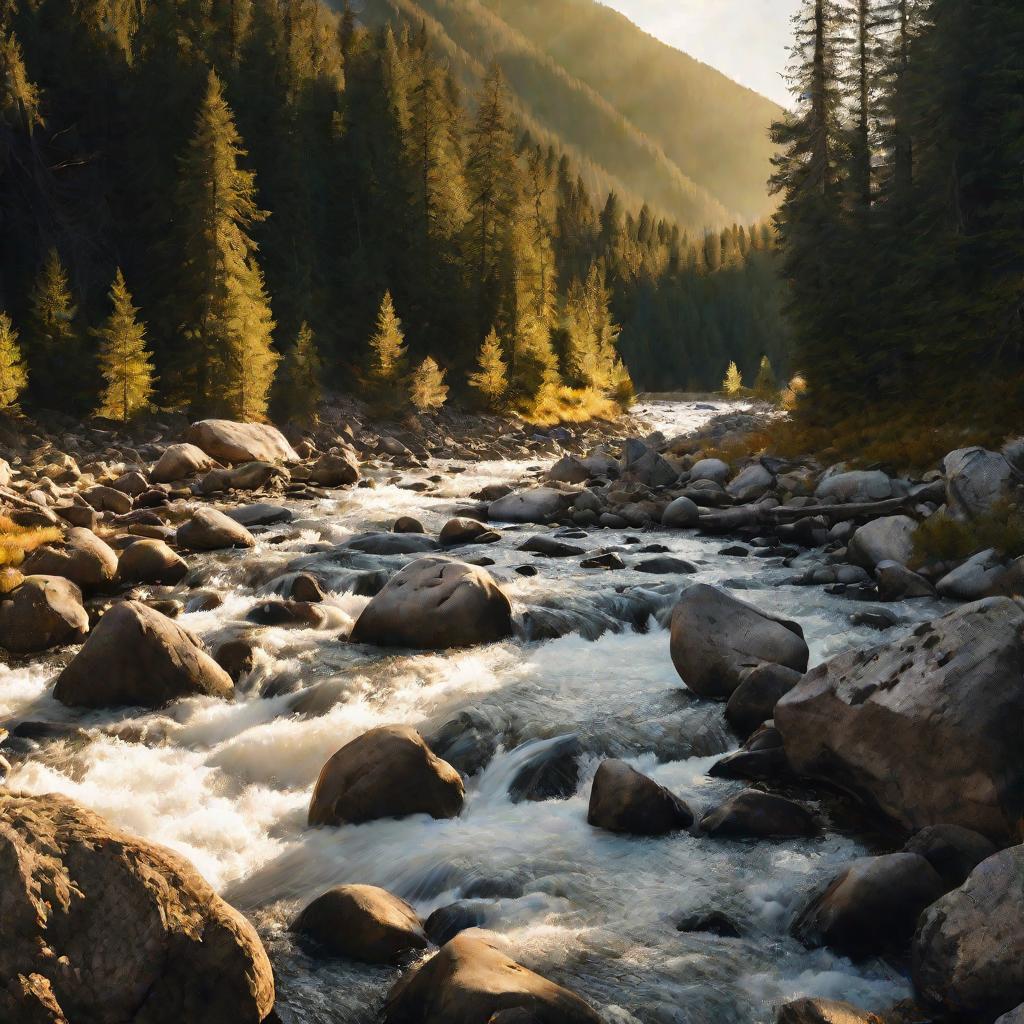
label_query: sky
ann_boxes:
[598,0,801,107]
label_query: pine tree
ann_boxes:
[468,328,508,409]
[409,355,447,411]
[94,269,155,421]
[722,360,744,395]
[176,70,277,420]
[26,248,81,408]
[367,290,409,411]
[0,312,28,411]
[754,355,778,398]
[273,321,322,423]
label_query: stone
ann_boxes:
[508,736,581,803]
[393,516,425,534]
[0,576,89,654]
[0,792,275,1024]
[792,853,945,957]
[246,600,327,629]
[633,555,697,575]
[215,637,261,682]
[690,458,731,485]
[117,539,188,585]
[547,455,591,484]
[150,442,219,483]
[913,845,1024,1022]
[383,932,602,1024]
[21,527,119,589]
[622,449,678,488]
[903,825,998,890]
[427,706,510,777]
[440,518,495,546]
[81,484,133,515]
[699,789,816,838]
[662,496,700,528]
[847,515,917,569]
[518,535,585,557]
[815,470,894,504]
[875,560,936,601]
[676,911,742,938]
[226,503,293,527]
[776,998,884,1024]
[587,759,693,836]
[487,487,575,523]
[200,462,287,494]
[351,557,513,650]
[936,548,1018,600]
[580,552,624,570]
[424,902,487,946]
[944,446,1016,518]
[187,419,298,464]
[309,451,360,487]
[670,584,809,700]
[344,532,441,555]
[291,884,427,964]
[725,663,803,739]
[726,463,774,501]
[112,469,149,496]
[54,600,233,708]
[288,573,326,603]
[308,725,464,827]
[177,508,255,551]
[776,597,1024,841]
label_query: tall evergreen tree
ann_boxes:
[175,70,278,420]
[0,312,28,411]
[467,327,508,409]
[94,269,155,421]
[26,248,81,408]
[409,355,447,411]
[274,321,322,423]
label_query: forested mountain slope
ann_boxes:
[357,0,782,228]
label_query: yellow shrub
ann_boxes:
[0,515,62,568]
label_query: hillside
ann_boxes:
[356,0,783,227]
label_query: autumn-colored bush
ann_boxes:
[0,515,62,578]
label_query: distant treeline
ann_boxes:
[772,0,1024,429]
[0,0,790,423]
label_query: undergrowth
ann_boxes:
[0,515,62,592]
[911,503,1024,567]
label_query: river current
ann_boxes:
[1,401,943,1023]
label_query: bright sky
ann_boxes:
[598,0,801,107]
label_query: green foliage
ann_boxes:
[274,322,323,424]
[912,505,1024,567]
[467,328,509,409]
[0,312,28,411]
[94,269,155,422]
[722,361,743,395]
[409,355,448,411]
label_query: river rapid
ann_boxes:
[1,400,943,1023]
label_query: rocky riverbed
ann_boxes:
[1,398,1022,1024]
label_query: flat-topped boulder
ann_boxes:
[177,507,255,551]
[847,515,917,569]
[187,419,298,465]
[344,532,441,556]
[487,487,575,523]
[0,792,275,1024]
[670,584,808,700]
[776,597,1024,841]
[351,557,513,650]
[383,932,602,1024]
[815,470,895,504]
[308,725,464,827]
[150,441,219,483]
[0,575,89,654]
[21,527,119,590]
[54,600,233,708]
[308,451,360,487]
[291,884,427,964]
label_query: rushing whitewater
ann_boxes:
[2,401,940,1023]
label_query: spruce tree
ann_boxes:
[176,69,277,420]
[94,269,155,421]
[409,355,448,412]
[26,248,81,409]
[754,355,778,398]
[467,327,508,409]
[0,312,28,412]
[367,290,408,411]
[722,361,744,395]
[274,321,322,423]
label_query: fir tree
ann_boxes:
[274,321,322,423]
[468,328,509,409]
[754,355,778,398]
[94,269,155,421]
[176,70,278,420]
[369,290,407,380]
[409,355,447,411]
[0,312,28,411]
[722,360,744,395]
[26,248,81,408]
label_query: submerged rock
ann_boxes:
[291,884,427,964]
[587,759,693,835]
[700,789,816,838]
[508,735,581,803]
[351,557,513,650]
[308,725,465,827]
[0,792,275,1024]
[383,932,602,1024]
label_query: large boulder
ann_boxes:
[150,442,219,483]
[776,597,1024,841]
[944,446,1017,519]
[308,451,360,487]
[308,725,464,827]
[661,495,699,529]
[776,998,884,1024]
[118,539,189,585]
[700,789,816,838]
[0,576,89,654]
[913,845,1024,1023]
[547,455,591,484]
[903,824,997,890]
[53,600,233,708]
[587,759,693,836]
[344,533,441,556]
[621,447,678,488]
[177,508,255,551]
[936,549,1022,601]
[690,458,730,485]
[487,488,575,523]
[21,527,119,590]
[383,932,602,1024]
[351,557,512,650]
[815,470,894,504]
[0,792,275,1024]
[670,584,809,700]
[792,853,945,957]
[847,515,917,569]
[81,484,133,515]
[291,884,427,964]
[725,663,803,739]
[726,463,774,502]
[199,462,288,495]
[187,419,298,465]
